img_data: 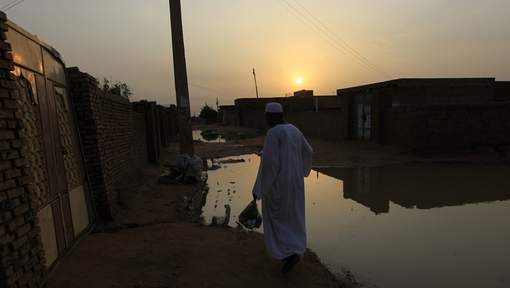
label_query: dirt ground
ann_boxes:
[190,124,509,167]
[47,124,508,288]
[46,125,349,288]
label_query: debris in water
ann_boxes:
[210,205,231,227]
[218,158,246,164]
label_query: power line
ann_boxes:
[290,0,389,77]
[281,0,389,77]
[2,0,25,11]
[189,83,224,95]
[0,0,15,9]
[279,0,392,78]
[280,0,387,77]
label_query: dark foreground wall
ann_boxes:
[67,68,148,221]
[385,103,510,149]
[0,11,46,288]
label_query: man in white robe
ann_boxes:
[252,102,313,274]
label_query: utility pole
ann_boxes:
[169,0,194,155]
[252,68,259,98]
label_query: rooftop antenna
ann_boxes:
[252,68,259,98]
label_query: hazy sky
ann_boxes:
[6,0,510,114]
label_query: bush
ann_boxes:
[199,105,218,124]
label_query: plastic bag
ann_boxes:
[239,200,262,229]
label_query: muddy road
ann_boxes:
[47,126,348,288]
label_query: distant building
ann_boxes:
[223,78,510,150]
[232,95,343,140]
[338,78,510,149]
[293,89,314,97]
[218,105,239,126]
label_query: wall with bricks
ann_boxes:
[0,11,45,288]
[218,105,239,126]
[286,110,344,141]
[233,96,344,140]
[67,67,148,221]
[384,103,510,150]
[130,111,148,175]
[157,105,177,148]
[133,101,159,164]
[338,78,498,106]
[496,82,510,102]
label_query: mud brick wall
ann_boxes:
[133,101,160,164]
[168,104,178,138]
[163,105,178,146]
[157,105,174,148]
[384,103,510,150]
[496,82,510,102]
[234,96,344,138]
[286,110,344,141]
[237,108,344,140]
[66,67,148,221]
[234,97,344,140]
[0,11,46,288]
[130,112,147,172]
[218,106,239,126]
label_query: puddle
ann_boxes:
[193,129,226,143]
[202,154,510,288]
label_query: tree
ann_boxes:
[99,77,133,99]
[199,104,218,124]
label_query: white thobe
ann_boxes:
[252,123,313,260]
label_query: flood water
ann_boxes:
[192,129,226,143]
[202,154,510,288]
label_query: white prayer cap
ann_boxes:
[265,102,283,113]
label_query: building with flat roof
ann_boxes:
[337,78,510,149]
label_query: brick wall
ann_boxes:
[67,67,148,221]
[235,96,341,112]
[236,108,344,141]
[390,79,495,106]
[496,82,510,102]
[133,101,159,164]
[234,96,344,140]
[0,11,45,288]
[157,105,177,148]
[385,103,510,150]
[286,110,344,141]
[218,105,239,126]
[130,111,148,175]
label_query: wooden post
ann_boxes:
[169,0,194,155]
[253,68,259,98]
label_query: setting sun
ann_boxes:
[295,76,304,85]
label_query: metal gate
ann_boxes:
[8,21,92,268]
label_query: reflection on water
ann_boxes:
[319,166,510,214]
[202,154,510,288]
[193,129,226,143]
